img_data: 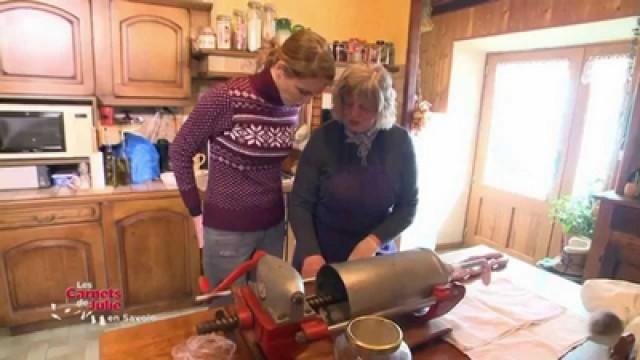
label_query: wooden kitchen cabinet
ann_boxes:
[103,196,200,315]
[0,221,106,328]
[0,191,199,331]
[93,0,191,104]
[584,192,640,282]
[0,0,95,96]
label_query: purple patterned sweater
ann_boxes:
[170,68,300,231]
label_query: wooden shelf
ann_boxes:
[595,190,640,210]
[0,158,89,167]
[195,72,250,80]
[98,96,192,108]
[127,0,212,11]
[191,49,258,60]
[335,62,400,73]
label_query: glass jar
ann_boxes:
[348,39,364,64]
[387,42,396,65]
[247,1,262,52]
[216,15,232,50]
[262,3,276,44]
[334,316,411,360]
[197,27,216,51]
[376,40,387,64]
[338,42,349,63]
[366,43,378,64]
[275,17,291,46]
[232,10,247,50]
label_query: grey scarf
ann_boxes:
[345,127,379,165]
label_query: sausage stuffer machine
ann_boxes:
[195,248,506,360]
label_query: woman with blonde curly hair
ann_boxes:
[290,64,418,277]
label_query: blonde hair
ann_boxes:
[259,29,335,81]
[332,65,397,130]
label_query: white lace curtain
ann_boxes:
[575,53,635,196]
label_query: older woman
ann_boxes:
[289,64,418,278]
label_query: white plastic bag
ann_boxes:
[171,333,236,360]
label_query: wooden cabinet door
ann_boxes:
[105,197,199,315]
[0,0,94,95]
[0,223,106,327]
[109,1,190,98]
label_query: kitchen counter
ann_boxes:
[0,180,178,204]
[0,177,295,204]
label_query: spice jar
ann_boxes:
[334,316,411,360]
[338,41,349,63]
[275,17,291,46]
[387,42,396,65]
[232,9,247,50]
[262,3,276,44]
[247,1,262,52]
[197,27,216,51]
[216,15,232,50]
[376,40,387,64]
[332,40,340,60]
[367,43,378,64]
[348,39,364,64]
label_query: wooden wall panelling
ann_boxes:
[421,8,472,112]
[468,0,511,37]
[421,0,640,112]
[506,0,554,33]
[401,0,425,127]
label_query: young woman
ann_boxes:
[170,29,335,289]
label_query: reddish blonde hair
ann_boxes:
[259,29,335,81]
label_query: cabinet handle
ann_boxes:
[35,214,56,223]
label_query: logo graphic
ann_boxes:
[50,281,155,326]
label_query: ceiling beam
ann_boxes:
[432,0,494,15]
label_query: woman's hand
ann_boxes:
[301,255,326,278]
[348,234,382,261]
[192,215,204,249]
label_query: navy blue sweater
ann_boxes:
[289,120,418,264]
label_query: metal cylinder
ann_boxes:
[315,249,450,319]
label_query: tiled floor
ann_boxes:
[0,306,208,360]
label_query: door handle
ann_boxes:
[35,214,56,223]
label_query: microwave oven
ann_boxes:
[0,103,95,160]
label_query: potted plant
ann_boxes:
[547,195,596,277]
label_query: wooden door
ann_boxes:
[110,0,190,98]
[0,223,106,327]
[464,48,585,262]
[0,0,94,95]
[106,197,199,315]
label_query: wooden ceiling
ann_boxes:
[432,0,495,15]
